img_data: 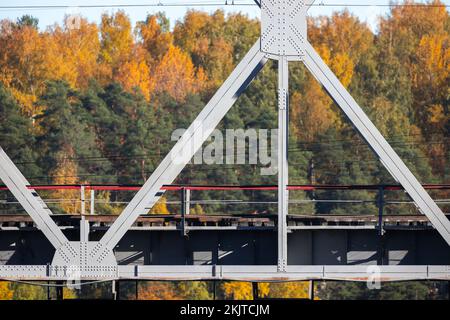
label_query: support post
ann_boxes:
[252,282,259,300]
[90,189,95,215]
[112,280,119,300]
[181,187,188,236]
[185,188,190,216]
[377,186,385,265]
[277,56,289,272]
[80,185,85,215]
[56,281,63,300]
[309,280,315,300]
[135,280,139,300]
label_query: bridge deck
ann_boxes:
[0,213,444,230]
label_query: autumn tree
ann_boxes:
[0,282,13,300]
[46,17,101,89]
[0,17,49,116]
[377,0,450,176]
[153,44,206,102]
[137,13,173,62]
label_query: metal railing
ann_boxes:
[0,184,449,218]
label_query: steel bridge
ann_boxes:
[0,0,449,284]
[0,184,449,282]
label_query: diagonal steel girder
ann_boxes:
[91,39,269,260]
[301,41,450,245]
[0,148,76,261]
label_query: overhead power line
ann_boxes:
[0,1,448,10]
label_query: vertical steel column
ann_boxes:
[309,280,315,300]
[56,282,63,300]
[277,56,289,272]
[377,186,385,265]
[80,185,85,215]
[181,187,188,236]
[185,188,191,216]
[90,189,95,215]
[252,282,259,300]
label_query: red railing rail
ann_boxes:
[0,184,449,192]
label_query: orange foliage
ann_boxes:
[115,46,153,100]
[0,282,13,300]
[222,282,270,300]
[379,0,448,53]
[222,281,310,300]
[0,21,49,116]
[47,17,101,89]
[154,44,206,102]
[290,84,339,142]
[292,10,374,141]
[137,15,173,62]
[173,10,233,88]
[138,282,181,300]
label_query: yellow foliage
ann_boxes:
[49,149,80,214]
[0,282,13,300]
[150,196,170,214]
[222,282,270,300]
[47,17,101,89]
[190,203,205,215]
[222,281,310,300]
[222,282,253,300]
[416,34,450,92]
[0,22,49,116]
[63,288,77,299]
[100,11,133,66]
[173,10,233,88]
[94,191,123,215]
[309,10,373,64]
[266,282,311,299]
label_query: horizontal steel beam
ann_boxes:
[0,265,448,282]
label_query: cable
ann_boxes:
[11,138,449,165]
[0,1,448,10]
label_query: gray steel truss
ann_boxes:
[0,0,448,281]
[89,39,268,263]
